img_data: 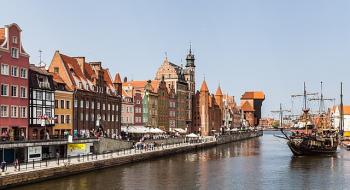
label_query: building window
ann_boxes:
[54,67,59,73]
[61,115,65,124]
[12,36,18,44]
[11,85,18,97]
[66,101,70,109]
[112,105,115,111]
[97,102,100,110]
[36,109,42,118]
[19,107,27,118]
[103,103,105,110]
[19,87,26,98]
[86,113,89,121]
[1,64,9,75]
[55,100,59,108]
[10,106,18,118]
[1,84,9,96]
[86,101,89,109]
[20,68,27,78]
[91,101,94,109]
[11,66,18,77]
[46,93,52,100]
[74,100,78,107]
[66,115,70,124]
[54,115,59,124]
[60,100,64,109]
[11,48,19,58]
[80,113,83,121]
[36,91,43,99]
[80,100,84,108]
[108,104,110,110]
[0,105,9,117]
[91,114,94,121]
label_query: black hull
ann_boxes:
[287,141,338,156]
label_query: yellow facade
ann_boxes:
[53,90,74,136]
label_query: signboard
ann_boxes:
[28,146,42,161]
[67,143,88,157]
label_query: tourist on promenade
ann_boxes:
[14,159,19,171]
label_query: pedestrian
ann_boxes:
[1,161,6,172]
[14,159,19,171]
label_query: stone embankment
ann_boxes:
[0,131,262,189]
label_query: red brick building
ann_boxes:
[193,80,222,136]
[240,91,265,127]
[0,23,29,140]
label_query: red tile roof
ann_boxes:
[59,53,87,85]
[241,91,265,100]
[333,105,350,115]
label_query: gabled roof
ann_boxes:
[151,80,160,93]
[333,105,350,115]
[200,80,209,92]
[123,80,148,88]
[241,101,254,112]
[241,91,265,100]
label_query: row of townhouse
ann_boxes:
[0,23,122,141]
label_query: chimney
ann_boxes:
[124,77,128,82]
[74,57,85,75]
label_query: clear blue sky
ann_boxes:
[2,0,350,117]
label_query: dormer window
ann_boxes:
[12,36,18,44]
[79,82,82,89]
[86,84,89,90]
[11,48,19,59]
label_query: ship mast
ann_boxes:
[291,82,318,133]
[340,82,344,136]
[271,103,291,128]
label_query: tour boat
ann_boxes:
[280,82,339,156]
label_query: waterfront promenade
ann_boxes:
[0,131,262,189]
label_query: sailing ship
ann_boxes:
[280,82,339,156]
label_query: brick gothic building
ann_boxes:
[0,23,29,140]
[240,91,265,127]
[155,48,195,131]
[48,51,122,137]
[193,80,222,136]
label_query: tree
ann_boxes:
[272,120,280,128]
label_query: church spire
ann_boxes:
[186,42,195,67]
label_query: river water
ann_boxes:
[12,132,350,190]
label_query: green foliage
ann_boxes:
[272,120,280,128]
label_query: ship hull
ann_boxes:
[287,140,338,156]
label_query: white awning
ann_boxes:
[186,133,199,138]
[173,128,187,134]
[121,126,165,134]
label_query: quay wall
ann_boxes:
[93,138,134,154]
[0,131,262,189]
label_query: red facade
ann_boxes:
[0,23,29,140]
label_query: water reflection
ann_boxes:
[11,133,350,190]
